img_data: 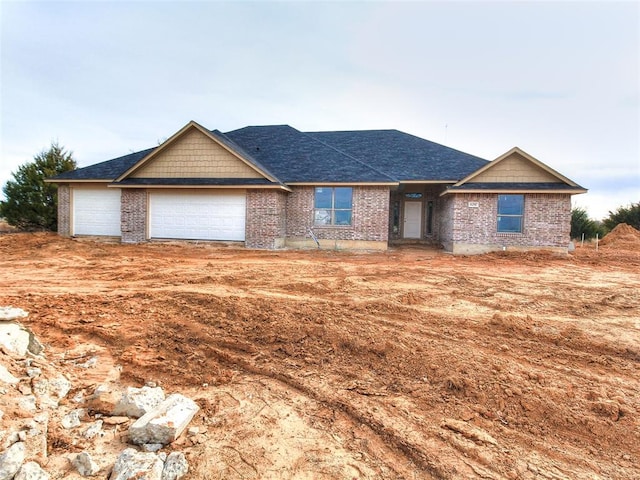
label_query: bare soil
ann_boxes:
[0,219,18,233]
[1,233,639,479]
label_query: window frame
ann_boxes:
[426,200,434,235]
[392,200,400,234]
[497,194,524,233]
[314,187,353,226]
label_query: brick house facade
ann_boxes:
[284,186,390,249]
[48,121,586,254]
[440,193,572,254]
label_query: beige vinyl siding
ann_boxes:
[472,152,560,183]
[131,128,263,179]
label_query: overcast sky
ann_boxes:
[1,1,638,220]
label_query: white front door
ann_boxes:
[403,201,422,239]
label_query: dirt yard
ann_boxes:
[1,232,639,479]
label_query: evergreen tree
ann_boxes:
[570,207,603,240]
[602,202,640,232]
[0,142,76,231]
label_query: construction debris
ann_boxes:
[0,309,192,479]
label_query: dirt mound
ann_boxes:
[600,223,640,249]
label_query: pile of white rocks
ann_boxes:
[0,307,199,480]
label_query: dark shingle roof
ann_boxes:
[50,148,155,180]
[224,125,396,183]
[307,130,489,181]
[49,125,492,184]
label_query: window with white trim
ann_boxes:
[497,194,524,233]
[314,187,353,226]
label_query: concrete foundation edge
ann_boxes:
[285,238,388,251]
[449,243,569,255]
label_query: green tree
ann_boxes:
[0,142,76,231]
[570,207,603,240]
[602,202,640,232]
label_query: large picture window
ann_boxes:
[314,187,353,226]
[497,194,524,233]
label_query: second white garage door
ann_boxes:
[149,191,246,241]
[73,187,122,237]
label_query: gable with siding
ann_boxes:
[446,147,585,193]
[130,127,263,179]
[470,150,561,183]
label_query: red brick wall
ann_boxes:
[352,186,390,242]
[286,186,390,242]
[245,190,287,249]
[121,189,147,243]
[59,184,570,252]
[285,187,313,237]
[521,193,571,246]
[444,193,571,250]
[57,184,71,236]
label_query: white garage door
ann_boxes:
[73,188,121,236]
[149,191,246,241]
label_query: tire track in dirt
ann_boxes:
[124,288,636,480]
[12,287,638,478]
[6,284,640,478]
[195,343,452,479]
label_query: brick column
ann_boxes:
[56,184,71,236]
[245,190,287,249]
[121,189,147,243]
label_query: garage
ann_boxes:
[72,187,121,236]
[149,190,246,241]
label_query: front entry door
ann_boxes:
[403,201,422,239]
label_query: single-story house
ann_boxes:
[47,120,586,254]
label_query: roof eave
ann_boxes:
[399,180,458,184]
[45,178,114,184]
[285,181,399,187]
[440,187,588,196]
[109,183,292,192]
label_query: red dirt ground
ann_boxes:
[1,232,639,479]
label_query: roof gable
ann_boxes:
[444,147,587,194]
[115,121,279,183]
[468,151,561,183]
[455,147,581,187]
